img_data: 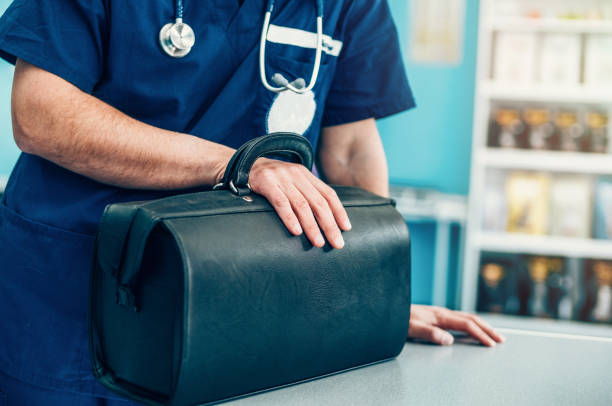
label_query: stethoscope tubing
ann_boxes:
[165,0,325,94]
[259,0,324,93]
[176,0,184,20]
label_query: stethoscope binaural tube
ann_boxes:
[159,0,196,58]
[259,0,324,94]
[159,0,325,94]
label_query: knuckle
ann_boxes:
[433,306,446,315]
[471,314,483,324]
[312,197,329,211]
[294,198,310,212]
[259,168,275,182]
[466,321,477,331]
[290,163,306,174]
[325,186,339,199]
[270,195,289,208]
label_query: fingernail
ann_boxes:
[315,235,325,247]
[293,224,303,235]
[335,236,345,249]
[488,340,496,347]
[345,219,352,230]
[499,335,506,343]
[436,332,454,346]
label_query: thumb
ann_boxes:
[408,319,454,346]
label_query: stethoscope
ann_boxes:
[159,0,324,94]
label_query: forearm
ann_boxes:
[318,119,389,197]
[11,60,234,190]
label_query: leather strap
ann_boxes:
[96,203,140,278]
[218,133,313,196]
[95,204,158,311]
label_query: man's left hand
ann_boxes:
[408,305,506,347]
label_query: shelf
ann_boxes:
[390,186,467,223]
[477,148,612,175]
[485,18,612,34]
[475,232,612,260]
[480,81,612,104]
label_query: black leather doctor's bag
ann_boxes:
[89,133,411,406]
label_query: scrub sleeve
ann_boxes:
[322,0,416,126]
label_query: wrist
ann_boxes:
[212,148,235,186]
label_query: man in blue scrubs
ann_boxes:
[0,0,504,404]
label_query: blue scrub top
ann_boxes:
[0,0,415,398]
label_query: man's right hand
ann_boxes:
[247,158,352,250]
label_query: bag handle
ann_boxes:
[214,133,313,196]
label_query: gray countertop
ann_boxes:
[227,315,612,406]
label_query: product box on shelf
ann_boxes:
[483,170,507,232]
[555,110,587,152]
[594,177,612,239]
[506,172,551,235]
[493,32,537,84]
[477,253,524,315]
[549,175,593,238]
[584,34,612,87]
[523,108,555,150]
[527,256,573,319]
[579,260,612,323]
[538,33,582,86]
[488,107,525,149]
[585,111,609,154]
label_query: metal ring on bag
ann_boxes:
[228,180,252,196]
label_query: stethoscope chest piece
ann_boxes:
[159,20,195,58]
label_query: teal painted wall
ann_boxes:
[0,0,17,176]
[382,0,479,196]
[384,0,479,305]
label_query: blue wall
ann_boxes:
[382,0,479,196]
[383,0,479,305]
[0,0,17,176]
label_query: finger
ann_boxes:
[262,185,303,236]
[438,313,497,347]
[408,319,454,346]
[311,178,352,231]
[295,178,345,249]
[469,315,506,343]
[285,185,326,248]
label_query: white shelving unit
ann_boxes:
[480,81,612,105]
[461,0,612,311]
[474,232,612,260]
[476,149,612,175]
[485,18,612,34]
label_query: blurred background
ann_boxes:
[1,0,611,325]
